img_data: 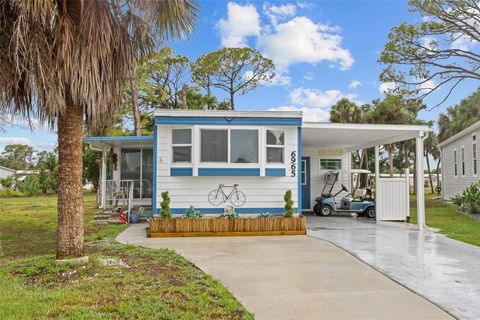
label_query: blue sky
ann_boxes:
[1,0,479,152]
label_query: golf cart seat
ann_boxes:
[353,188,367,200]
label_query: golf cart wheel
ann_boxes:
[365,207,375,219]
[313,204,321,216]
[319,205,333,217]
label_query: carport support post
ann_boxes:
[374,145,380,220]
[100,145,107,209]
[416,133,425,231]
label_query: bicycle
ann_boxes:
[208,184,246,207]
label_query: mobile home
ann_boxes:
[85,110,431,230]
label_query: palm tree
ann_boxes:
[0,0,198,259]
[365,95,420,177]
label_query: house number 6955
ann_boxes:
[290,151,296,177]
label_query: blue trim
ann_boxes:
[152,127,158,213]
[297,127,302,214]
[198,168,260,176]
[170,167,193,176]
[265,168,286,176]
[301,157,311,210]
[83,136,153,142]
[155,116,301,126]
[157,207,295,214]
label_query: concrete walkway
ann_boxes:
[117,224,451,320]
[308,215,480,320]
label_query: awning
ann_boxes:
[83,136,154,149]
[302,122,432,151]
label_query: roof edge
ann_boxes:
[154,109,302,118]
[438,120,480,148]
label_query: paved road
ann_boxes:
[308,215,480,320]
[118,224,451,320]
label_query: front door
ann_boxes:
[301,157,311,210]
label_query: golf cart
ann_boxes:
[313,170,376,218]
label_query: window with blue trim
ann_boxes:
[172,129,192,163]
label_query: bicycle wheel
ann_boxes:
[230,190,246,207]
[208,189,225,206]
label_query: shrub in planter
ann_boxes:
[160,191,172,219]
[183,205,203,219]
[257,212,274,218]
[220,207,239,219]
[284,190,294,218]
[452,182,480,214]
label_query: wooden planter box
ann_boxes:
[147,216,306,238]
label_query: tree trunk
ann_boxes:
[436,158,442,195]
[230,91,235,110]
[387,145,394,177]
[56,103,84,259]
[426,152,434,194]
[130,64,141,136]
[182,84,188,110]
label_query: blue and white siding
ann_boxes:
[153,112,302,214]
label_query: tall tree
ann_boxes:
[136,48,191,110]
[380,0,480,105]
[423,127,440,194]
[192,47,275,110]
[0,0,197,259]
[0,144,35,170]
[364,95,421,176]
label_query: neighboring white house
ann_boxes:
[84,109,431,230]
[0,165,15,180]
[439,120,480,199]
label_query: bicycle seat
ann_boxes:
[233,184,239,186]
[219,184,224,187]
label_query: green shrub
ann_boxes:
[220,207,239,219]
[183,205,203,219]
[160,191,171,219]
[0,176,16,189]
[18,176,41,196]
[283,190,294,217]
[453,182,480,214]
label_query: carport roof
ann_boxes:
[302,122,432,151]
[83,136,153,149]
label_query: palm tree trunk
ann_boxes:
[426,152,434,194]
[436,158,442,194]
[56,103,84,258]
[131,64,141,136]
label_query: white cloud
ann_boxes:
[451,34,477,51]
[348,80,361,89]
[304,72,314,81]
[263,3,296,25]
[268,87,358,121]
[379,82,396,94]
[217,2,261,47]
[257,16,354,70]
[0,137,32,145]
[268,105,330,122]
[289,87,358,108]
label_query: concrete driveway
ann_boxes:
[308,215,480,320]
[117,224,451,320]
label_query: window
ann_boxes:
[461,146,465,176]
[473,135,477,176]
[172,129,192,163]
[301,159,307,185]
[266,130,285,163]
[454,149,458,176]
[201,129,228,162]
[320,159,342,170]
[230,130,258,163]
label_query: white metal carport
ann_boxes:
[301,122,432,231]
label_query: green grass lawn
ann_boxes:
[410,192,480,247]
[0,193,253,319]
